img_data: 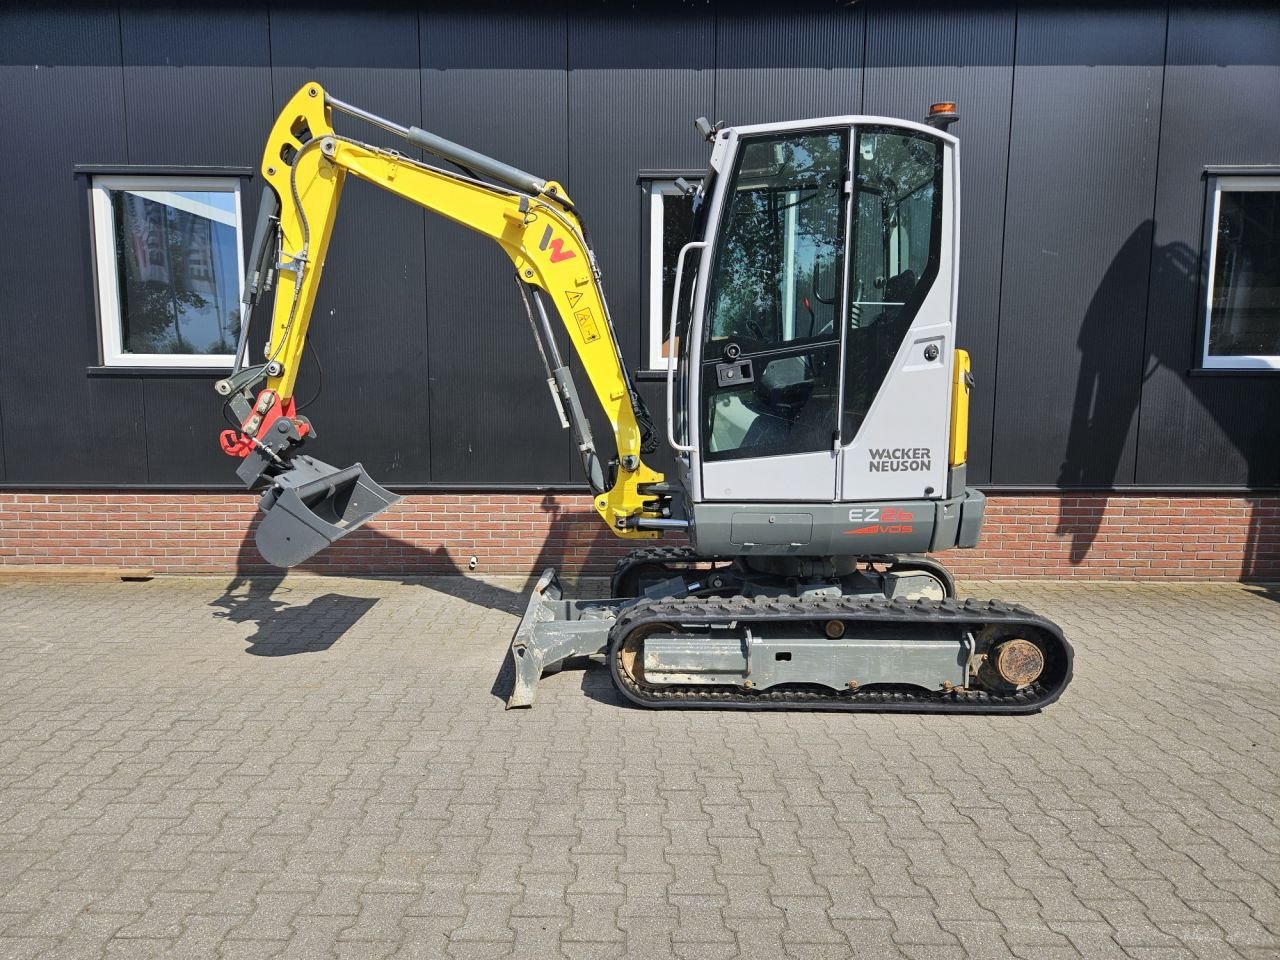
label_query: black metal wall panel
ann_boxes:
[266,4,433,485]
[118,6,276,484]
[864,3,1016,486]
[121,6,273,167]
[991,5,1166,487]
[419,9,573,484]
[141,378,240,484]
[565,12,715,367]
[86,378,149,481]
[566,9,715,483]
[1135,3,1280,487]
[0,3,148,483]
[714,4,865,125]
[3,1,1278,493]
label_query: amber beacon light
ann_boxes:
[926,102,959,130]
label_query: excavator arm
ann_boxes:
[217,83,665,565]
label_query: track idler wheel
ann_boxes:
[976,631,1046,691]
[615,621,671,687]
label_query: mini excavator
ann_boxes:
[217,84,1072,712]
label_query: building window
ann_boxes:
[90,176,244,367]
[643,177,699,370]
[1202,175,1280,370]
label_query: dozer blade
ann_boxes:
[254,457,402,567]
[506,568,622,709]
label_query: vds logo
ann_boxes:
[845,506,914,536]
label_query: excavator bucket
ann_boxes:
[506,568,620,708]
[254,458,402,567]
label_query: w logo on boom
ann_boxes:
[539,225,577,263]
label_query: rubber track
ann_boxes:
[610,546,719,597]
[608,594,1073,714]
[612,545,700,573]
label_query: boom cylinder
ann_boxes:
[404,126,547,196]
[325,93,547,196]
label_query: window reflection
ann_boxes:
[707,132,846,348]
[110,189,241,356]
[1209,189,1280,360]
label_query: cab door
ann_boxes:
[838,126,954,502]
[697,128,850,502]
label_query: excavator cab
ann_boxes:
[667,118,975,551]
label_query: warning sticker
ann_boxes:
[565,290,583,308]
[574,308,601,343]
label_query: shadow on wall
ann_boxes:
[1056,221,1275,577]
[232,493,627,580]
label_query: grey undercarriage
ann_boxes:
[506,551,1072,714]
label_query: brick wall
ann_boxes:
[0,491,1276,581]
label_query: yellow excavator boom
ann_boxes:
[218,83,663,564]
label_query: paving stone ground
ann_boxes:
[1,574,1278,959]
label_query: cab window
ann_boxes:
[702,130,848,461]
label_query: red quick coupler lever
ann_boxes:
[219,391,309,458]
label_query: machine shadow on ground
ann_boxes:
[210,583,380,657]
[212,497,623,699]
[1246,584,1280,604]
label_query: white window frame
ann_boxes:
[645,180,697,371]
[90,175,245,368]
[1201,174,1280,371]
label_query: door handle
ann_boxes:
[715,358,754,387]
